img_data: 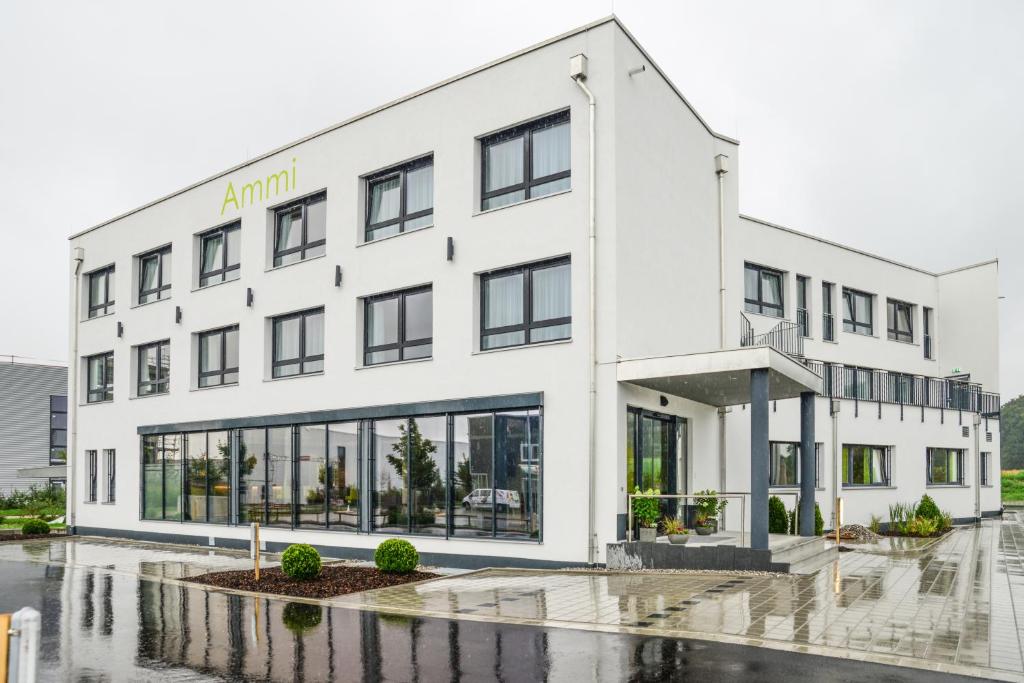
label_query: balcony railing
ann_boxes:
[739,313,804,358]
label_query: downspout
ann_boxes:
[69,247,85,533]
[974,412,982,522]
[571,55,598,566]
[715,155,729,524]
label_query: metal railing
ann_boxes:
[822,313,835,342]
[627,492,747,546]
[739,313,804,357]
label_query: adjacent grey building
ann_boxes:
[0,357,68,493]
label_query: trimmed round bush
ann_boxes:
[281,543,321,580]
[768,496,788,534]
[21,519,50,536]
[375,538,419,574]
[917,494,942,522]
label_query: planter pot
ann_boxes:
[695,525,715,536]
[668,534,690,545]
[638,527,657,543]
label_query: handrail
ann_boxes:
[627,492,747,547]
[739,313,804,357]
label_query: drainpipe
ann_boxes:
[571,55,598,566]
[715,155,729,523]
[69,247,85,533]
[974,412,982,522]
[831,399,840,530]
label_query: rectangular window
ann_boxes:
[49,395,67,464]
[927,447,964,485]
[142,435,162,519]
[238,429,267,524]
[273,192,326,267]
[364,286,432,365]
[87,265,115,318]
[138,246,171,304]
[796,275,810,337]
[923,307,934,359]
[822,282,835,342]
[481,111,570,210]
[184,431,230,524]
[86,352,114,403]
[769,442,823,487]
[842,444,890,486]
[365,156,433,242]
[86,450,97,502]
[481,258,571,350]
[842,288,873,335]
[373,417,448,535]
[137,340,170,396]
[887,299,914,343]
[272,308,324,377]
[981,451,990,486]
[744,263,784,318]
[199,222,241,287]
[198,325,239,387]
[104,449,115,503]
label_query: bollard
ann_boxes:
[5,607,41,683]
[251,522,261,582]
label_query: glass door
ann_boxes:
[626,408,680,518]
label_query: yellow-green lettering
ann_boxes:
[265,170,290,196]
[220,182,239,215]
[241,179,263,207]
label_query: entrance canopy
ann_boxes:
[617,347,822,407]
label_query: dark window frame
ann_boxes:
[87,265,115,318]
[198,222,241,287]
[744,263,785,318]
[923,306,934,359]
[842,444,891,487]
[887,298,914,343]
[272,308,324,378]
[86,450,98,502]
[198,325,239,387]
[137,245,172,304]
[86,352,114,403]
[822,281,835,342]
[842,287,874,336]
[364,156,434,242]
[480,110,570,210]
[480,257,571,350]
[981,451,991,486]
[137,340,171,396]
[105,449,116,502]
[768,441,823,488]
[926,447,965,486]
[272,192,326,267]
[363,286,433,366]
[796,275,810,337]
[49,395,67,465]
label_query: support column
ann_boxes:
[750,368,770,550]
[799,391,816,536]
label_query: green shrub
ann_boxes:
[281,544,322,580]
[888,501,918,535]
[869,514,882,535]
[693,489,727,525]
[814,503,824,536]
[768,496,788,534]
[21,519,50,536]
[375,538,419,573]
[907,516,938,537]
[787,508,796,534]
[940,511,953,531]
[917,494,942,522]
[282,602,323,634]
[631,488,661,529]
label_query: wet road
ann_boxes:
[0,546,983,682]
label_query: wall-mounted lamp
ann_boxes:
[335,265,343,287]
[117,321,124,338]
[627,64,646,77]
[446,236,455,261]
[659,395,669,407]
[175,306,182,324]
[246,288,254,307]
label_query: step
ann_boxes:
[770,536,836,566]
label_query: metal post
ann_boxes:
[799,391,816,536]
[627,494,633,542]
[750,368,770,550]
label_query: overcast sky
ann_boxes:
[1,0,1020,399]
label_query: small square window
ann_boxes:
[198,325,239,387]
[86,352,114,403]
[365,156,433,242]
[272,308,324,377]
[87,265,115,318]
[364,287,432,365]
[273,193,326,267]
[199,222,241,287]
[138,246,171,304]
[137,340,170,396]
[744,263,784,318]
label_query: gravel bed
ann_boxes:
[184,565,439,599]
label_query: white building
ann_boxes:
[66,17,1001,568]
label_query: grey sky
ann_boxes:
[1,1,1020,399]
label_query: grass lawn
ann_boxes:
[0,506,66,530]
[1002,470,1024,503]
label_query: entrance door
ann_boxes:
[626,408,682,518]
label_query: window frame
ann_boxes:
[87,265,115,318]
[926,447,965,486]
[822,281,835,341]
[197,325,239,388]
[768,441,823,488]
[364,156,434,242]
[49,395,67,464]
[842,287,874,336]
[86,450,98,502]
[272,192,326,267]
[480,110,570,210]
[744,263,785,318]
[363,286,433,366]
[923,306,934,359]
[842,444,891,487]
[480,257,572,351]
[198,222,241,288]
[136,340,171,397]
[86,352,114,403]
[137,245,172,304]
[981,451,991,486]
[887,298,914,343]
[796,275,810,337]
[105,449,116,503]
[271,307,324,378]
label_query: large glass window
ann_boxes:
[744,263,784,318]
[185,433,209,523]
[769,442,823,487]
[86,352,114,403]
[104,449,116,503]
[198,325,239,387]
[266,427,293,527]
[87,265,115,318]
[822,282,835,341]
[183,431,230,524]
[887,299,914,343]
[199,222,241,287]
[138,246,171,304]
[327,422,360,530]
[365,156,434,242]
[372,417,447,536]
[843,288,873,335]
[137,340,170,396]
[86,450,97,502]
[480,258,571,350]
[927,447,964,486]
[842,444,890,486]
[373,419,407,533]
[297,425,327,528]
[162,434,182,521]
[142,435,162,519]
[981,451,990,486]
[272,308,323,378]
[481,111,570,210]
[796,275,810,337]
[364,287,432,365]
[273,192,326,267]
[238,429,267,524]
[49,395,67,464]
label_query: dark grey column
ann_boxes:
[799,391,816,536]
[750,368,770,550]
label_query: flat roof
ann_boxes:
[71,15,737,241]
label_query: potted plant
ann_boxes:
[632,488,660,543]
[693,489,727,535]
[663,517,690,545]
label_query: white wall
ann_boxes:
[937,261,1000,390]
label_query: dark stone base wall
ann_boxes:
[606,541,788,573]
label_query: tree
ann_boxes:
[1001,396,1024,470]
[387,419,441,493]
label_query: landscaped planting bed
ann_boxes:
[0,531,66,542]
[184,564,439,599]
